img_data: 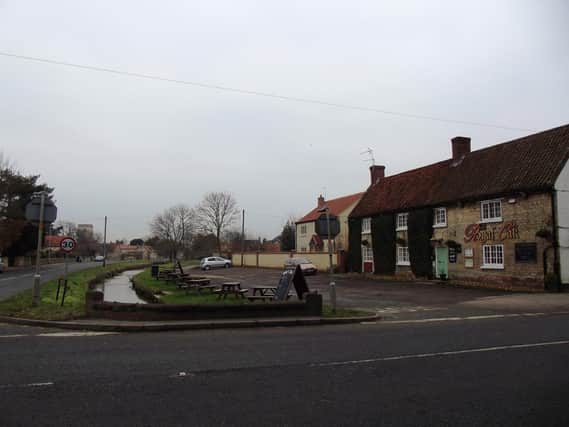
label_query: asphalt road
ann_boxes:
[1,314,569,426]
[0,261,105,300]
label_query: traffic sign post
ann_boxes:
[59,237,76,306]
[26,192,57,307]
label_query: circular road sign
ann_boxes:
[59,237,77,253]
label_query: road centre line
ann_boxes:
[378,311,569,324]
[0,332,117,338]
[0,382,54,389]
[311,340,569,368]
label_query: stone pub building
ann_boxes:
[348,124,569,290]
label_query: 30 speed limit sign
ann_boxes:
[59,237,77,253]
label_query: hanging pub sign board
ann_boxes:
[59,237,77,253]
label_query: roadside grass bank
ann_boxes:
[132,267,372,318]
[0,261,151,320]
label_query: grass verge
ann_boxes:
[132,267,248,305]
[133,267,376,317]
[0,261,151,320]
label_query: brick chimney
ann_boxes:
[451,136,471,160]
[317,194,325,209]
[369,165,385,185]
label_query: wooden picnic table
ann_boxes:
[176,278,216,294]
[251,286,277,296]
[247,286,294,302]
[215,282,248,299]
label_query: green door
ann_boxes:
[436,247,449,279]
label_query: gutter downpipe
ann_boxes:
[551,190,562,291]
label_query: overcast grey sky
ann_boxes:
[1,1,568,241]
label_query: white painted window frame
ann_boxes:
[361,217,372,234]
[362,246,374,262]
[396,213,408,231]
[433,207,447,228]
[481,244,504,269]
[480,199,502,223]
[397,246,410,266]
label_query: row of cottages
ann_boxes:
[296,192,363,253]
[347,124,569,291]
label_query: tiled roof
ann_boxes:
[350,124,569,218]
[297,192,364,224]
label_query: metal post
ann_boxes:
[102,215,107,267]
[325,207,336,314]
[61,253,68,306]
[32,192,46,307]
[241,209,245,267]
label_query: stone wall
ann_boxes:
[432,193,553,290]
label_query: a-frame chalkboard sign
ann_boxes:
[274,265,310,301]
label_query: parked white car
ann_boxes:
[94,255,105,262]
[200,256,232,270]
[285,257,318,275]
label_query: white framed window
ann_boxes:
[397,246,410,266]
[433,207,447,228]
[396,213,408,231]
[362,246,374,262]
[482,244,504,269]
[361,217,371,234]
[300,224,307,234]
[480,200,502,223]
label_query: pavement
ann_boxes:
[2,267,569,332]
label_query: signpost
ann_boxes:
[25,192,57,307]
[58,237,76,306]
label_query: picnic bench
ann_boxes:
[247,286,293,302]
[176,277,217,293]
[213,282,248,299]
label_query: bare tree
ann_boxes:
[150,204,195,260]
[196,192,239,255]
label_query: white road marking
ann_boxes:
[0,331,118,338]
[382,311,569,324]
[38,331,118,337]
[312,340,569,368]
[0,382,54,389]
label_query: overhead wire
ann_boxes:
[0,51,535,132]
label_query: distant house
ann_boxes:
[296,193,363,253]
[348,124,569,290]
[114,244,156,260]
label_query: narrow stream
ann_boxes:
[103,269,146,304]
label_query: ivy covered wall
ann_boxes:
[408,208,434,278]
[372,214,396,275]
[348,217,362,273]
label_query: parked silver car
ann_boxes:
[0,256,4,273]
[200,256,232,270]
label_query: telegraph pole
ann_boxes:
[102,216,107,267]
